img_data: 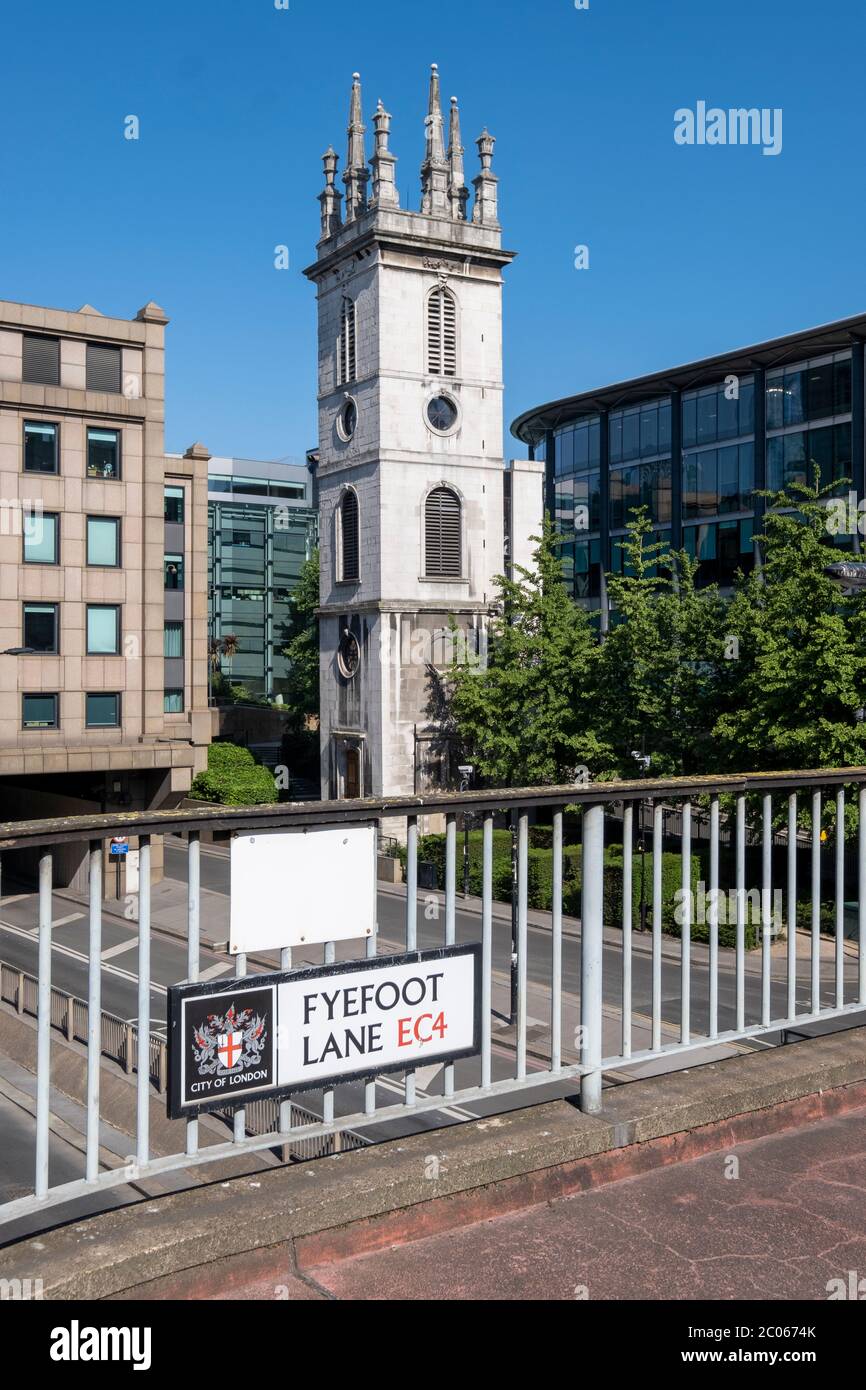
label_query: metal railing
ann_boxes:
[0,766,864,1229]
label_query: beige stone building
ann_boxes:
[0,297,211,884]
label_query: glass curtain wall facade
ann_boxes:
[519,324,865,623]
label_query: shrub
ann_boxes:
[189,741,275,806]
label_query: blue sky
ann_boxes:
[1,0,863,459]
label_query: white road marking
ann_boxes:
[101,937,139,961]
[0,919,167,996]
[198,960,233,981]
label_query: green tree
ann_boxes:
[713,471,866,771]
[281,547,320,725]
[596,509,728,777]
[448,516,608,786]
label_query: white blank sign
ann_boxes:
[229,824,377,955]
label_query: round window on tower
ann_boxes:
[425,393,459,435]
[337,628,361,681]
[337,396,358,442]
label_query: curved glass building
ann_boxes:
[511,314,865,625]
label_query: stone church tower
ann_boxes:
[305,67,538,801]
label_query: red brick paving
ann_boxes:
[303,1104,866,1301]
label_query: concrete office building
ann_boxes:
[306,68,542,802]
[512,314,865,627]
[203,455,318,699]
[0,297,211,885]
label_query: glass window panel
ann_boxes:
[86,693,120,727]
[87,428,120,479]
[609,414,622,464]
[640,406,658,457]
[86,516,119,566]
[683,454,699,520]
[574,424,588,469]
[164,554,184,589]
[23,604,57,653]
[738,380,755,435]
[766,374,784,430]
[697,523,716,561]
[806,363,834,420]
[784,430,807,487]
[767,437,784,492]
[682,396,697,449]
[655,458,672,524]
[717,388,739,440]
[683,526,697,559]
[696,449,718,515]
[621,411,639,461]
[24,422,58,474]
[23,693,57,728]
[589,419,600,466]
[658,401,671,452]
[784,369,805,427]
[164,689,184,713]
[87,606,119,654]
[738,442,754,509]
[697,391,718,445]
[164,621,184,658]
[587,471,601,531]
[717,445,739,513]
[833,421,852,482]
[164,486,185,523]
[835,358,853,414]
[23,511,57,563]
[557,429,574,476]
[608,471,622,531]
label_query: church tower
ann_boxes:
[305,67,518,801]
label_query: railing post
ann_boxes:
[17,971,25,1015]
[125,1024,135,1073]
[580,802,604,1115]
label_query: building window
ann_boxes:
[337,397,357,441]
[23,693,58,729]
[86,692,120,728]
[164,621,184,657]
[164,485,185,523]
[424,485,462,577]
[86,605,120,655]
[164,688,184,714]
[427,286,457,377]
[338,490,359,582]
[23,421,58,474]
[23,511,58,564]
[86,516,120,566]
[23,603,59,654]
[337,297,356,385]
[86,343,121,393]
[426,394,459,433]
[164,554,184,589]
[87,428,121,479]
[22,334,59,386]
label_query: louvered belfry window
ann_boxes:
[340,490,359,582]
[338,298,356,385]
[427,286,457,377]
[425,486,461,578]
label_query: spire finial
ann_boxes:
[318,145,343,240]
[447,94,469,221]
[343,71,369,223]
[421,62,449,216]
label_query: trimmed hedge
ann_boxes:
[412,830,759,946]
[189,741,275,806]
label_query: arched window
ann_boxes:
[424,486,461,578]
[337,297,356,385]
[426,286,457,377]
[339,489,359,582]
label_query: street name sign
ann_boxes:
[167,943,481,1118]
[228,823,377,954]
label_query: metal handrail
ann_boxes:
[1,765,865,849]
